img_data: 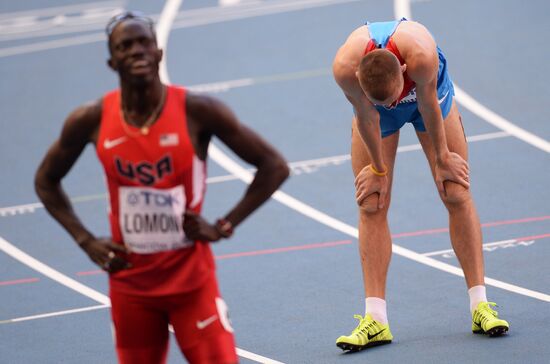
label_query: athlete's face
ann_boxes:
[107,19,163,85]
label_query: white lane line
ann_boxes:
[0,32,105,58]
[423,239,538,258]
[0,0,359,58]
[156,0,182,83]
[219,0,243,6]
[0,304,108,324]
[207,138,550,302]
[0,236,110,306]
[158,1,284,363]
[394,0,550,154]
[1,234,286,363]
[0,0,124,19]
[0,131,511,217]
[454,87,550,153]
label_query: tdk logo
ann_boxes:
[127,191,180,207]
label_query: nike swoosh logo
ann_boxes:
[438,91,449,105]
[196,314,218,330]
[103,136,128,150]
[367,328,386,340]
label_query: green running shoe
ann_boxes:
[472,302,509,336]
[336,314,393,352]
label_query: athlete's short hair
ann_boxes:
[106,11,156,53]
[357,49,402,101]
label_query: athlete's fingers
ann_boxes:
[108,257,132,272]
[436,179,446,197]
[106,242,129,254]
[356,191,366,206]
[458,178,470,189]
[378,189,386,209]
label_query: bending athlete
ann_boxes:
[332,18,509,352]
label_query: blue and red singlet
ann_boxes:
[363,18,455,137]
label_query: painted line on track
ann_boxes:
[3,219,548,286]
[0,0,359,58]
[3,230,548,324]
[394,0,550,154]
[208,140,550,302]
[0,130,511,218]
[0,235,110,306]
[0,304,108,325]
[423,233,550,257]
[159,2,284,363]
[0,277,40,286]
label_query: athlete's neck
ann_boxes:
[120,78,165,127]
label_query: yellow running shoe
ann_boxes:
[472,302,509,336]
[336,314,393,352]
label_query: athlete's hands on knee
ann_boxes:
[355,164,388,212]
[183,211,223,242]
[79,237,131,273]
[435,151,470,195]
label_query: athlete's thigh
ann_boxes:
[169,275,237,364]
[351,116,400,181]
[416,100,467,171]
[110,290,170,364]
[416,100,470,200]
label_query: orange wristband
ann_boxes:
[369,164,388,177]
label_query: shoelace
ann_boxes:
[475,302,499,326]
[352,315,378,335]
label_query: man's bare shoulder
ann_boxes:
[186,91,222,118]
[60,99,102,146]
[393,21,436,60]
[70,99,102,124]
[333,25,370,91]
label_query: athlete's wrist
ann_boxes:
[215,218,234,238]
[369,164,388,177]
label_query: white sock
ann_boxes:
[468,285,487,313]
[365,297,388,325]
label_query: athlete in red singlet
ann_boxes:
[35,12,289,364]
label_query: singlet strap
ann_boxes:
[365,17,407,48]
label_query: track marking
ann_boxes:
[423,233,550,258]
[207,135,550,302]
[0,1,124,41]
[0,131,510,217]
[216,240,352,259]
[0,0,359,58]
[159,1,284,363]
[0,277,40,286]
[394,0,550,153]
[0,236,110,305]
[0,304,108,324]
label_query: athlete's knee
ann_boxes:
[358,195,390,218]
[440,181,471,208]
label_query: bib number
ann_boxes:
[119,185,192,254]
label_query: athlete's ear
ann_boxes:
[400,64,407,73]
[107,58,117,71]
[157,48,164,63]
[355,70,360,79]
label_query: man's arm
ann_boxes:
[35,101,129,272]
[333,44,386,174]
[333,49,389,209]
[406,36,470,193]
[184,93,290,241]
